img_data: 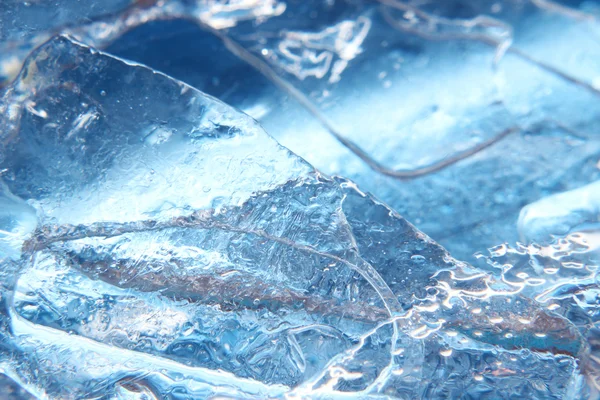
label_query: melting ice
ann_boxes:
[0,34,593,399]
[2,1,600,399]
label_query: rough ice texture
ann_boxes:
[0,0,599,265]
[32,0,600,264]
[237,0,600,261]
[0,35,590,398]
[3,0,600,265]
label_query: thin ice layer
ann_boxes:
[0,36,588,399]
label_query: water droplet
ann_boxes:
[489,244,507,257]
[543,267,559,274]
[440,349,453,357]
[392,348,405,355]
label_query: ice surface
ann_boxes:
[477,231,600,391]
[239,0,600,260]
[44,0,600,262]
[0,0,286,85]
[0,35,591,398]
[0,0,132,84]
[518,181,600,243]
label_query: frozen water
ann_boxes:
[0,0,131,83]
[61,0,600,262]
[477,231,600,391]
[0,35,591,398]
[4,0,600,398]
[518,181,600,243]
[0,0,286,85]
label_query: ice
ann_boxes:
[0,35,309,229]
[0,0,286,86]
[241,1,600,260]
[0,182,37,260]
[478,231,600,391]
[0,0,130,43]
[0,0,131,84]
[51,0,600,262]
[518,181,600,243]
[268,15,371,83]
[0,35,590,398]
